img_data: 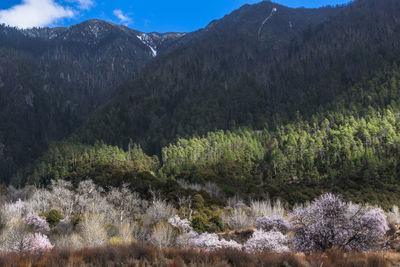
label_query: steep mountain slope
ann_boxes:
[0,20,183,183]
[18,0,400,208]
[77,1,344,152]
[77,0,400,156]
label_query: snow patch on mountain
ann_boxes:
[137,33,158,57]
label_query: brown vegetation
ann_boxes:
[0,242,393,267]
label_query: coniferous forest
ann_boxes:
[3,0,400,265]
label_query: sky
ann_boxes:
[0,0,351,33]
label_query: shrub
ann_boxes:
[70,214,83,227]
[223,207,254,230]
[0,218,29,252]
[150,222,177,248]
[118,223,134,243]
[22,233,53,253]
[189,233,241,251]
[387,205,400,226]
[54,233,83,249]
[250,199,285,217]
[192,194,205,209]
[23,213,50,233]
[168,215,192,232]
[131,222,148,241]
[290,193,389,253]
[51,218,74,236]
[80,214,108,248]
[175,230,199,247]
[105,223,119,238]
[208,215,225,232]
[42,209,64,227]
[109,236,123,246]
[0,199,27,224]
[142,199,176,226]
[243,230,289,253]
[255,216,290,234]
[191,216,207,233]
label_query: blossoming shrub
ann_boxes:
[255,216,290,234]
[189,233,241,251]
[243,230,289,253]
[23,213,50,233]
[168,215,199,247]
[22,233,53,253]
[290,193,389,253]
[168,215,192,232]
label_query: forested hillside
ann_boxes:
[4,0,400,263]
[0,20,183,183]
[76,0,400,155]
[21,63,400,209]
[2,0,400,211]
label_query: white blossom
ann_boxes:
[244,230,289,253]
[189,233,241,251]
[290,193,389,253]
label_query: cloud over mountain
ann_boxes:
[0,0,96,29]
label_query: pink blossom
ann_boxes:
[290,193,389,253]
[24,213,50,233]
[22,233,54,253]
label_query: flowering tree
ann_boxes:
[255,216,290,234]
[168,216,200,247]
[290,193,389,253]
[189,233,242,251]
[168,215,192,231]
[22,233,53,253]
[23,213,50,233]
[244,230,289,252]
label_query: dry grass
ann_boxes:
[0,244,393,267]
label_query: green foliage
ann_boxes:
[191,207,225,233]
[18,60,400,210]
[70,214,83,227]
[161,130,264,177]
[191,216,207,233]
[41,210,64,227]
[192,194,205,210]
[26,141,159,186]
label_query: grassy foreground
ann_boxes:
[0,242,396,267]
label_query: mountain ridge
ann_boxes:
[0,19,186,183]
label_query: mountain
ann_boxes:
[12,0,400,209]
[79,0,400,153]
[0,20,184,183]
[76,1,343,153]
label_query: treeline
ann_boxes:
[15,62,400,208]
[22,109,400,207]
[75,0,400,157]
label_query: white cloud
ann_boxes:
[113,9,132,25]
[0,0,75,29]
[67,0,94,10]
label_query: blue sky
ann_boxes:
[0,0,351,32]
